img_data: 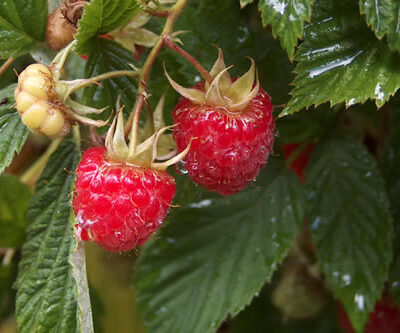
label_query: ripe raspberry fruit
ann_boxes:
[338,295,400,333]
[166,48,274,195]
[73,147,176,252]
[73,108,190,252]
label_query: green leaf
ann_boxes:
[258,0,313,61]
[281,0,400,116]
[0,174,31,248]
[305,136,393,332]
[0,84,29,174]
[135,159,305,333]
[75,0,140,54]
[276,105,338,144]
[0,0,47,58]
[82,38,137,123]
[381,106,400,306]
[15,141,82,333]
[360,0,400,53]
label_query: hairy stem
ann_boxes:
[163,36,213,84]
[63,70,139,96]
[126,0,188,153]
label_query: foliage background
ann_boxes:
[0,0,399,332]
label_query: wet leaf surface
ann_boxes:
[306,136,393,332]
[135,158,305,333]
[282,0,400,116]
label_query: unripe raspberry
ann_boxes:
[15,64,71,138]
[21,101,49,129]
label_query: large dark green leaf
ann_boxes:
[0,0,47,58]
[282,0,400,116]
[135,159,305,333]
[381,106,400,306]
[0,174,31,248]
[15,141,82,333]
[75,0,140,54]
[306,137,393,332]
[82,38,137,123]
[0,84,29,174]
[360,0,400,53]
[258,0,314,61]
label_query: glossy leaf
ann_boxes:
[360,0,400,53]
[258,0,314,61]
[381,106,400,306]
[0,174,31,248]
[82,38,137,123]
[282,0,400,116]
[135,159,305,333]
[0,84,29,174]
[306,136,393,332]
[15,141,82,333]
[0,0,47,58]
[75,0,140,54]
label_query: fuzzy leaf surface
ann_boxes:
[306,137,393,332]
[75,0,140,54]
[15,141,81,333]
[258,0,313,60]
[0,174,31,248]
[0,84,29,174]
[0,0,47,58]
[360,0,400,53]
[135,160,305,333]
[82,38,137,122]
[282,0,400,116]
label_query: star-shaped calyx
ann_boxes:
[164,47,260,112]
[105,96,192,170]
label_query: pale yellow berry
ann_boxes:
[22,75,52,99]
[15,91,37,113]
[21,101,49,129]
[23,64,51,77]
[40,109,65,137]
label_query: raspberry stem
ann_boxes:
[125,0,188,153]
[20,138,63,187]
[0,57,15,77]
[163,36,213,84]
[283,141,312,171]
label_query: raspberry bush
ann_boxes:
[0,1,399,332]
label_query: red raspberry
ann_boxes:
[72,147,176,252]
[282,143,314,183]
[338,296,400,333]
[172,85,274,195]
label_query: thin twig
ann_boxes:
[0,57,15,77]
[163,36,213,84]
[125,0,189,151]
